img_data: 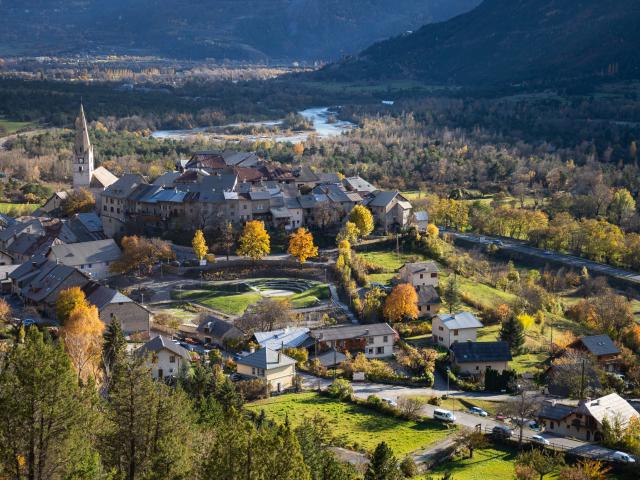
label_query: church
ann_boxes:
[72,103,118,207]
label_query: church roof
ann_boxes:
[75,103,92,157]
[90,166,118,189]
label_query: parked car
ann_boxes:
[612,451,636,464]
[468,406,488,417]
[433,408,456,422]
[530,435,550,446]
[528,421,544,432]
[492,425,513,440]
[381,397,397,408]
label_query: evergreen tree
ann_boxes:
[0,328,97,480]
[442,275,461,314]
[103,318,127,378]
[102,357,196,479]
[364,442,401,480]
[296,416,354,480]
[499,315,525,353]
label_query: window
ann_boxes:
[367,348,374,354]
[476,366,479,370]
[438,326,443,331]
[383,335,388,343]
[431,273,437,278]
[420,274,423,279]
[453,329,459,336]
[376,347,384,354]
[367,337,374,345]
[103,205,107,211]
[252,367,256,375]
[169,355,176,363]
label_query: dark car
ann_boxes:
[492,425,513,440]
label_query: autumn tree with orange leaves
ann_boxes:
[61,303,105,381]
[383,283,419,322]
[288,227,318,263]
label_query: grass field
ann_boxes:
[359,250,427,272]
[172,279,330,315]
[248,393,453,456]
[0,203,40,215]
[289,283,330,308]
[430,447,518,480]
[0,118,33,135]
[172,287,261,315]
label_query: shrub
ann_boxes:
[400,456,418,478]
[427,396,442,406]
[327,378,353,400]
[397,396,427,420]
[236,378,269,401]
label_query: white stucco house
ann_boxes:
[432,312,483,348]
[137,335,192,380]
[47,239,122,280]
[235,348,297,392]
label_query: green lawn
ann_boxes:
[0,118,33,135]
[289,284,330,308]
[0,203,40,216]
[248,393,453,456]
[430,447,518,480]
[172,287,261,315]
[359,250,427,272]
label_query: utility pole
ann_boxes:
[579,359,586,399]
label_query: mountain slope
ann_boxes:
[0,0,480,61]
[319,0,640,84]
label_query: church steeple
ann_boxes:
[72,102,94,189]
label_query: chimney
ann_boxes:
[278,351,281,363]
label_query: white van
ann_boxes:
[433,408,456,422]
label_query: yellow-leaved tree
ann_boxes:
[348,205,375,239]
[61,303,104,381]
[426,223,439,238]
[288,227,318,263]
[237,220,270,261]
[192,229,208,262]
[56,287,90,324]
[383,283,419,322]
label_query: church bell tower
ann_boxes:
[73,103,94,189]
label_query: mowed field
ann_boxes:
[248,392,452,457]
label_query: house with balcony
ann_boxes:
[538,393,639,442]
[310,323,397,359]
[235,348,297,392]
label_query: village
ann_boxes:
[0,104,639,479]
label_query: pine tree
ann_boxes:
[500,315,525,353]
[103,357,196,479]
[442,275,461,314]
[0,328,96,479]
[103,318,127,376]
[364,442,401,480]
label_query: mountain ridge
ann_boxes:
[0,0,480,62]
[318,0,640,85]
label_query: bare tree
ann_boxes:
[454,427,488,459]
[235,298,296,335]
[396,396,427,420]
[506,381,543,445]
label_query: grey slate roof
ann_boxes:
[367,190,399,208]
[236,348,296,369]
[104,174,148,199]
[196,316,243,339]
[403,261,439,274]
[343,176,376,193]
[74,213,103,233]
[83,281,132,309]
[538,401,575,421]
[418,285,441,305]
[450,341,512,363]
[437,312,483,330]
[314,349,348,367]
[138,335,191,362]
[49,239,121,266]
[152,171,181,187]
[311,323,396,342]
[576,335,620,357]
[21,262,85,303]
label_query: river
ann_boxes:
[152,107,356,143]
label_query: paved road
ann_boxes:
[444,229,640,286]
